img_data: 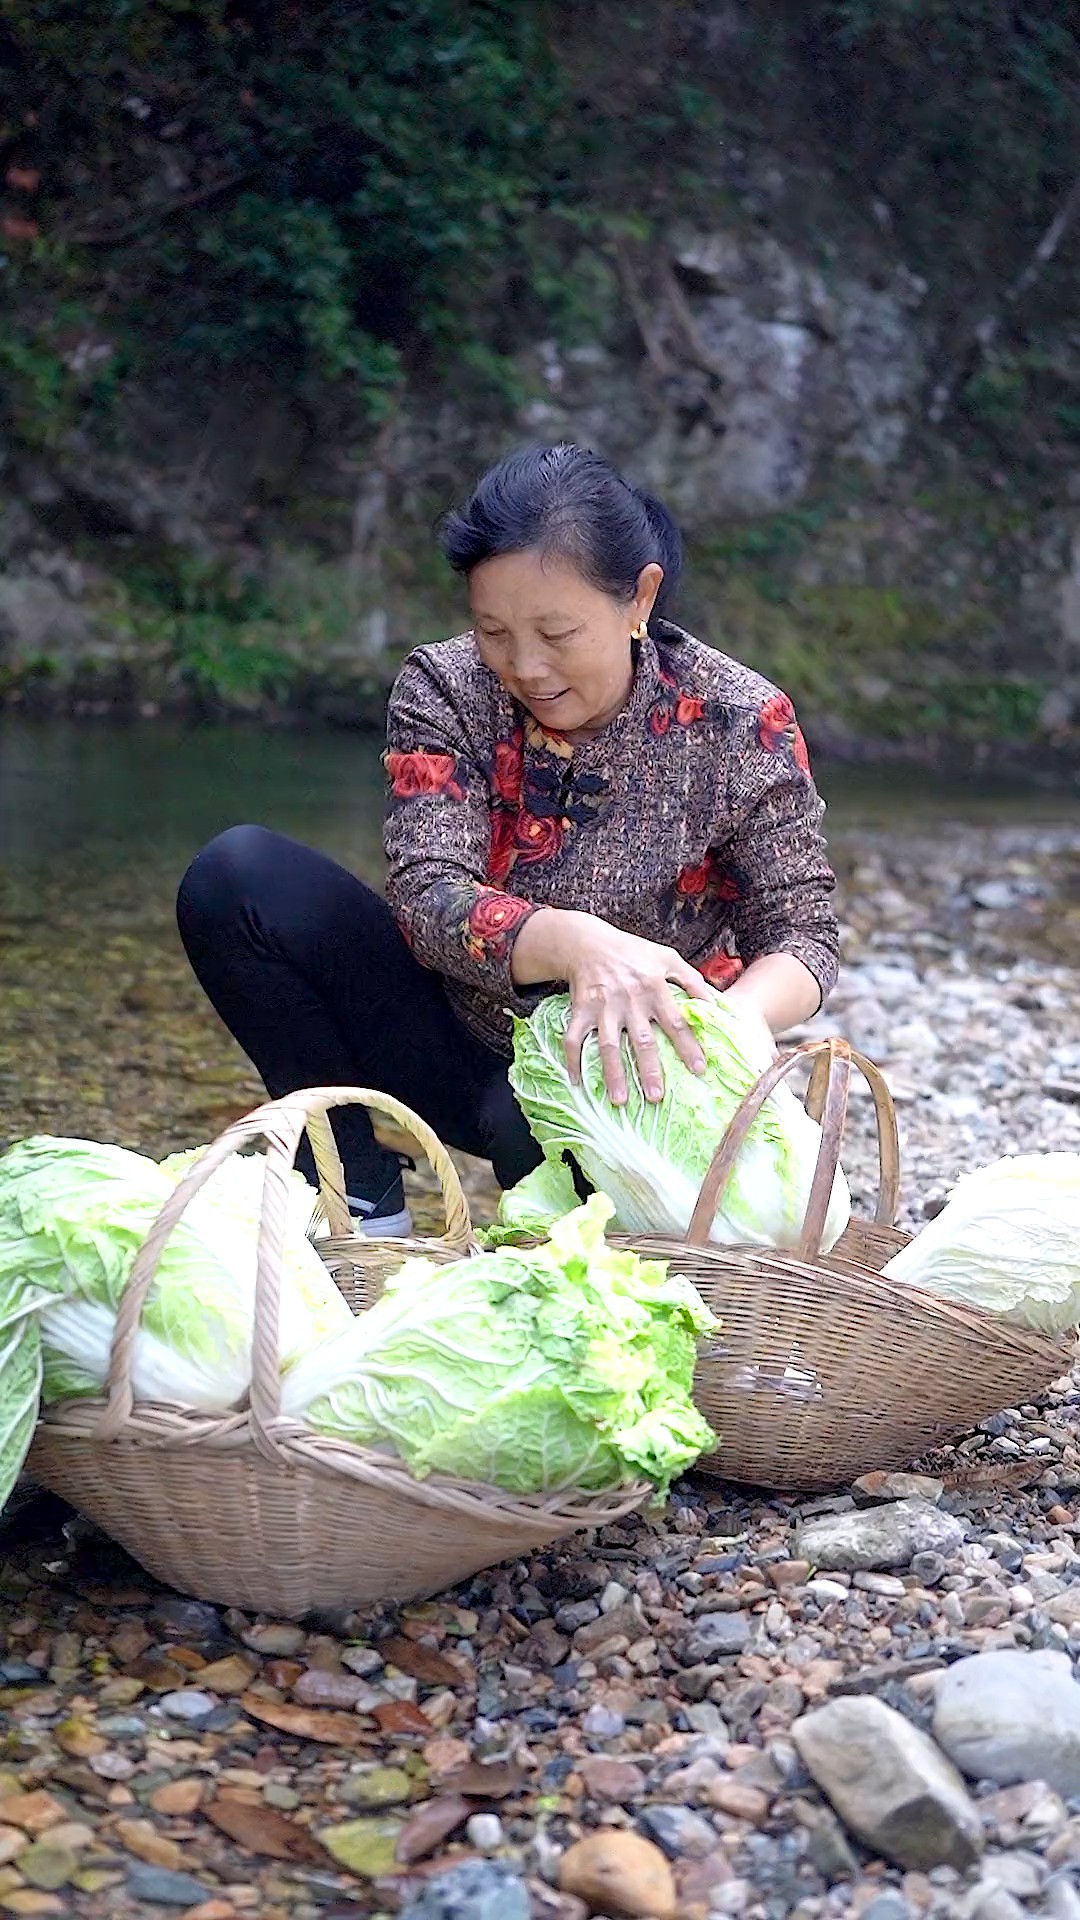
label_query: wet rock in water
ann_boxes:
[934,1650,1080,1795]
[400,1858,531,1920]
[792,1696,984,1870]
[795,1500,964,1572]
[559,1830,677,1918]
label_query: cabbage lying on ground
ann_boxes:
[0,1136,350,1410]
[883,1151,1080,1336]
[506,990,850,1252]
[283,1194,719,1496]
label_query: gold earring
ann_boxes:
[631,620,648,642]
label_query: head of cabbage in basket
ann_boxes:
[281,1195,721,1501]
[498,990,851,1253]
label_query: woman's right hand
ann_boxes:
[511,908,713,1106]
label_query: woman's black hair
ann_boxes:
[438,444,684,622]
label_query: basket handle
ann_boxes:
[685,1037,900,1258]
[93,1085,475,1442]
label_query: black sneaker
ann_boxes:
[346,1155,414,1239]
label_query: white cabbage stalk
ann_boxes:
[883,1152,1080,1336]
[508,990,850,1253]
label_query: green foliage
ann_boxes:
[0,0,714,436]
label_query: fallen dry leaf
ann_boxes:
[439,1760,527,1800]
[238,1693,379,1748]
[941,1457,1045,1495]
[203,1795,328,1864]
[372,1701,432,1736]
[395,1795,473,1864]
[378,1636,464,1689]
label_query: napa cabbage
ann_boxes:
[506,989,850,1252]
[883,1151,1080,1336]
[0,1136,350,1412]
[283,1194,719,1496]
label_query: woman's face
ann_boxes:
[469,550,662,737]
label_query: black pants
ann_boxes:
[175,826,542,1202]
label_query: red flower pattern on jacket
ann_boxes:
[385,749,464,801]
[758,693,811,774]
[514,811,565,864]
[675,855,741,904]
[487,809,518,887]
[700,951,745,990]
[464,889,533,962]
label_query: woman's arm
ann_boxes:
[708,697,840,1050]
[383,653,541,1000]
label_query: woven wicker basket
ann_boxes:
[616,1036,1074,1491]
[27,1087,649,1619]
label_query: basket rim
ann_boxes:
[31,1396,652,1528]
[500,1220,1075,1373]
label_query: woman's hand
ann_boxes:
[511,909,713,1105]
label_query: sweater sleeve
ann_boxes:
[713,694,840,1009]
[382,652,542,999]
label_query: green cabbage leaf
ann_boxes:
[283,1194,718,1496]
[506,990,850,1252]
[0,1136,350,1411]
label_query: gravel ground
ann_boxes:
[1,817,1080,1920]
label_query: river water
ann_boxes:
[2,715,1079,1229]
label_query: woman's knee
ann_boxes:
[176,824,282,930]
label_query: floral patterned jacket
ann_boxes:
[383,620,839,1057]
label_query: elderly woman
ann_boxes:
[177,445,838,1235]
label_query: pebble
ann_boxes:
[293,1669,380,1710]
[859,1895,912,1920]
[577,1756,645,1802]
[466,1812,505,1854]
[934,1650,1080,1794]
[911,1551,947,1586]
[806,1578,851,1604]
[401,1861,533,1920]
[240,1622,305,1657]
[555,1601,599,1634]
[796,1501,965,1572]
[680,1612,751,1662]
[639,1803,719,1859]
[792,1696,983,1870]
[582,1703,625,1739]
[559,1831,676,1918]
[125,1864,214,1906]
[158,1690,217,1722]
